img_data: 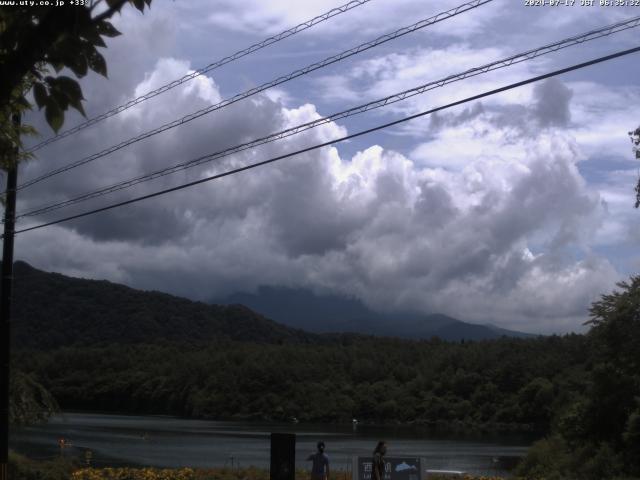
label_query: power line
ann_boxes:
[11,45,640,237]
[14,14,640,221]
[25,0,377,154]
[15,0,493,192]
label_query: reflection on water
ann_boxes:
[10,412,532,476]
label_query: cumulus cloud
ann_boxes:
[11,1,640,335]
[201,0,500,38]
[533,78,572,127]
[13,56,623,334]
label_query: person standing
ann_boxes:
[307,441,330,480]
[372,441,387,480]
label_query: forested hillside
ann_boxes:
[8,262,317,348]
[9,262,529,345]
[8,262,640,478]
[14,335,586,432]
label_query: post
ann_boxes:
[270,433,295,480]
[0,113,19,480]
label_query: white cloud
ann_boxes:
[11,1,640,336]
[14,57,624,334]
[200,0,501,38]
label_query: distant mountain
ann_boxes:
[5,261,532,351]
[6,262,319,350]
[221,286,534,341]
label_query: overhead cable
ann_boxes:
[15,0,493,192]
[26,0,377,153]
[11,45,640,237]
[14,14,640,221]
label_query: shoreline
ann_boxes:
[37,410,543,436]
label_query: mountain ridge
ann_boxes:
[221,286,535,340]
[7,261,320,349]
[7,261,533,349]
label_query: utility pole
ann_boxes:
[0,113,20,480]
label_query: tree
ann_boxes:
[587,276,640,374]
[517,278,640,479]
[629,126,640,208]
[586,278,640,457]
[9,371,59,427]
[1,3,153,477]
[0,0,152,161]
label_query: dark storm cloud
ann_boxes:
[67,202,194,245]
[11,2,633,334]
[429,103,485,131]
[18,57,291,245]
[533,78,573,127]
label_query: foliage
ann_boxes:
[514,435,580,480]
[10,460,510,480]
[9,369,59,426]
[517,276,640,478]
[70,468,506,480]
[8,264,592,431]
[629,126,640,208]
[0,91,37,170]
[0,0,152,168]
[582,277,640,476]
[8,451,76,480]
[514,435,631,480]
[587,276,640,374]
[10,263,640,477]
[13,334,588,431]
[8,262,316,349]
[72,467,197,480]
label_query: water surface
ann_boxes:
[10,412,532,476]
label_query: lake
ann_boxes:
[10,412,533,477]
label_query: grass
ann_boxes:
[9,452,506,480]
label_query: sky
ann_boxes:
[10,0,640,334]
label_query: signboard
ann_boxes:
[354,456,422,480]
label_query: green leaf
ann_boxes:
[55,76,84,102]
[54,77,86,117]
[96,21,121,38]
[131,0,145,12]
[66,53,88,78]
[16,95,31,110]
[33,82,47,110]
[68,96,86,118]
[82,28,106,48]
[44,99,64,133]
[87,50,107,77]
[50,88,70,111]
[74,5,93,28]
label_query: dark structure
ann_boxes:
[270,433,296,480]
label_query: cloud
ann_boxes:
[200,0,500,38]
[311,43,552,122]
[14,55,622,334]
[532,78,572,127]
[11,2,640,335]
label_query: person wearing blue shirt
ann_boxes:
[307,440,330,480]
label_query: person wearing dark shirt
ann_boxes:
[372,441,387,480]
[307,441,330,480]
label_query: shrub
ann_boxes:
[8,451,75,480]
